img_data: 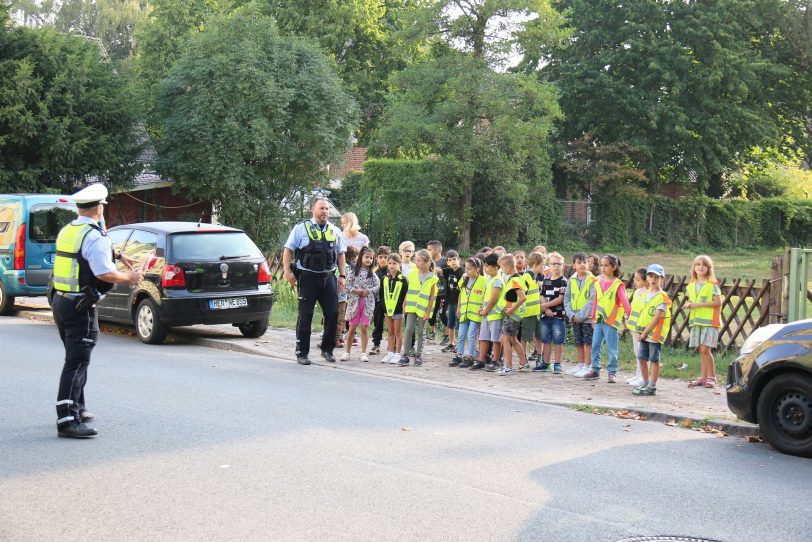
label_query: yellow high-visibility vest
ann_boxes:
[458,275,487,323]
[594,278,625,329]
[635,290,673,344]
[686,280,721,328]
[403,268,438,318]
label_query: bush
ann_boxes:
[591,193,812,249]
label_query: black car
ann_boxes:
[727,318,812,458]
[88,222,272,344]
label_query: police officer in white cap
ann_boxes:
[51,183,142,438]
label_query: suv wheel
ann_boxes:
[135,298,168,345]
[238,318,269,338]
[757,372,812,458]
[0,282,15,316]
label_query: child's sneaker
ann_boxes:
[633,385,656,396]
[370,345,380,355]
[459,356,474,368]
[397,356,410,366]
[449,354,463,367]
[442,343,456,353]
[574,366,590,377]
[427,331,436,341]
[498,367,515,376]
[553,363,563,374]
[470,361,485,370]
[336,338,345,348]
[485,361,499,372]
[340,352,350,361]
[627,376,644,387]
[360,353,369,362]
[566,365,581,375]
[532,362,545,372]
[607,373,617,383]
[387,353,401,364]
[352,336,359,346]
[414,356,423,367]
[538,362,552,373]
[583,370,600,380]
[381,352,393,363]
[440,334,449,345]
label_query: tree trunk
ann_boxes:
[459,178,473,252]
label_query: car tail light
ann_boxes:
[162,264,186,288]
[13,224,25,270]
[258,261,271,284]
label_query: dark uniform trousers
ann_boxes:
[371,301,385,347]
[296,270,338,358]
[52,294,99,425]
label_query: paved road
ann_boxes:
[1,317,810,542]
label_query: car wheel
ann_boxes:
[0,282,15,316]
[757,372,812,458]
[135,298,168,345]
[238,318,269,338]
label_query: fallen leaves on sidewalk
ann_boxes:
[664,418,729,436]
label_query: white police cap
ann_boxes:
[71,183,109,208]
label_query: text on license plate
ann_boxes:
[209,297,248,310]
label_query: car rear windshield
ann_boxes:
[169,231,263,261]
[29,203,77,243]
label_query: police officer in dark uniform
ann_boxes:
[282,197,347,365]
[51,184,142,438]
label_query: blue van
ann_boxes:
[0,194,77,314]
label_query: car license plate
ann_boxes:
[209,297,248,310]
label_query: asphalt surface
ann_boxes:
[1,317,810,542]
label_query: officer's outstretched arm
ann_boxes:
[97,270,142,287]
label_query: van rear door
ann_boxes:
[27,202,77,286]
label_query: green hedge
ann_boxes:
[591,192,812,249]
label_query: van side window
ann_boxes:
[29,204,76,243]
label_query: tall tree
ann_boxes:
[374,0,565,249]
[549,0,799,195]
[155,2,359,249]
[0,26,139,193]
[265,0,427,142]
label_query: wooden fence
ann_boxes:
[266,249,804,353]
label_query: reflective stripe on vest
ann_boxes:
[687,280,721,328]
[626,287,647,330]
[52,223,94,292]
[458,275,487,323]
[635,291,673,344]
[483,275,504,321]
[304,221,337,242]
[403,268,438,318]
[383,274,405,317]
[569,273,595,312]
[594,278,625,329]
[519,272,540,317]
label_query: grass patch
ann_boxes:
[270,279,323,331]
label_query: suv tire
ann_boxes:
[135,298,168,345]
[0,282,15,315]
[757,372,812,458]
[238,318,269,338]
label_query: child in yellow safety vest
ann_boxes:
[624,268,648,387]
[685,255,722,388]
[564,252,596,377]
[450,257,486,368]
[631,264,672,396]
[519,251,543,366]
[477,253,504,371]
[397,249,438,367]
[584,254,632,383]
[497,254,527,376]
[381,254,409,364]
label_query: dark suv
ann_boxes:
[91,222,273,344]
[727,319,812,458]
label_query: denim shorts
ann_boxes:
[479,319,503,342]
[539,317,566,345]
[638,340,662,363]
[572,321,593,346]
[446,303,459,330]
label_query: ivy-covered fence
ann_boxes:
[590,193,812,249]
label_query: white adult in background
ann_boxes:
[341,212,370,251]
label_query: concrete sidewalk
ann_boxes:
[14,298,757,436]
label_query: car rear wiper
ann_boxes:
[219,254,250,260]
